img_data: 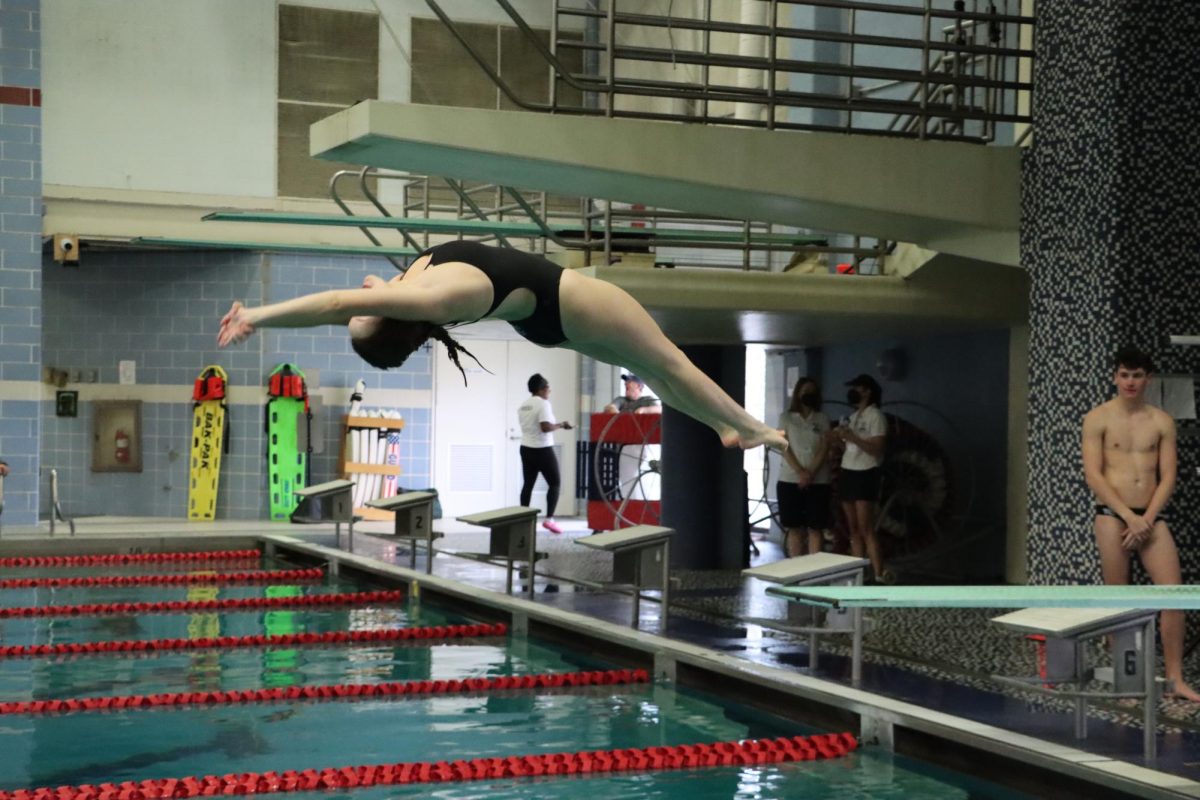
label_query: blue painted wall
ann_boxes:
[0,0,41,525]
[40,249,432,520]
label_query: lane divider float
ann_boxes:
[0,668,649,715]
[0,568,324,590]
[0,733,858,799]
[0,550,261,568]
[0,589,405,619]
[0,622,508,659]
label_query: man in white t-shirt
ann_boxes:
[834,373,888,581]
[517,374,573,534]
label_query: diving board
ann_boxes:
[767,584,1200,609]
[203,211,826,247]
[308,101,1020,265]
[134,237,419,258]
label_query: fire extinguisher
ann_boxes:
[115,429,131,464]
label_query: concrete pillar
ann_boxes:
[661,345,747,570]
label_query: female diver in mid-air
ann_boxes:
[218,240,786,452]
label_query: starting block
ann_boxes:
[456,506,543,598]
[990,607,1161,760]
[292,479,357,548]
[744,553,870,681]
[576,525,674,628]
[366,491,442,573]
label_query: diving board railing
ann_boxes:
[429,0,1034,144]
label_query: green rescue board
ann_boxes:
[267,363,309,521]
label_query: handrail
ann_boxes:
[442,176,515,249]
[47,468,75,537]
[328,169,413,270]
[354,165,426,255]
[423,0,551,113]
[447,0,1036,144]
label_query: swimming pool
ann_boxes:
[0,545,1026,798]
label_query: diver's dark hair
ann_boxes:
[1113,346,1155,374]
[351,317,485,385]
[787,376,821,413]
[527,373,549,394]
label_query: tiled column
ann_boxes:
[0,0,41,526]
[1022,3,1200,583]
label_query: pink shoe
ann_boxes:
[542,519,563,534]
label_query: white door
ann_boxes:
[433,338,578,519]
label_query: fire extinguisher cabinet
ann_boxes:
[91,400,143,473]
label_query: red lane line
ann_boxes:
[0,734,857,799]
[0,668,650,715]
[0,550,261,567]
[0,568,325,589]
[0,589,405,619]
[0,623,509,659]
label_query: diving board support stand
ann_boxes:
[456,506,541,598]
[576,525,674,629]
[744,553,869,683]
[292,479,356,549]
[990,607,1160,761]
[366,491,442,573]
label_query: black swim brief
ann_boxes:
[1094,505,1168,523]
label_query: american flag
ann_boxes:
[383,431,401,498]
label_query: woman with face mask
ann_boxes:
[775,378,832,558]
[834,374,888,581]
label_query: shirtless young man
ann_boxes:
[1082,346,1198,701]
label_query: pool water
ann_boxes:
[0,554,1027,799]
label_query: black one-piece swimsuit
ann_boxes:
[419,241,567,347]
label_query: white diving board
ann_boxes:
[366,491,442,574]
[456,506,541,598]
[576,525,674,629]
[990,607,1162,760]
[767,584,1200,609]
[744,553,870,682]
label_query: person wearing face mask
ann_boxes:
[775,378,832,558]
[835,374,888,581]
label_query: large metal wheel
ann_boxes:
[591,411,661,528]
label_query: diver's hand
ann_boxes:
[218,301,256,347]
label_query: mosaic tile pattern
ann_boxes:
[1022,2,1200,586]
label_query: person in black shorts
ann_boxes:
[776,377,832,557]
[834,374,888,580]
[218,241,785,453]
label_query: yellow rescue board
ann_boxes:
[188,365,228,520]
